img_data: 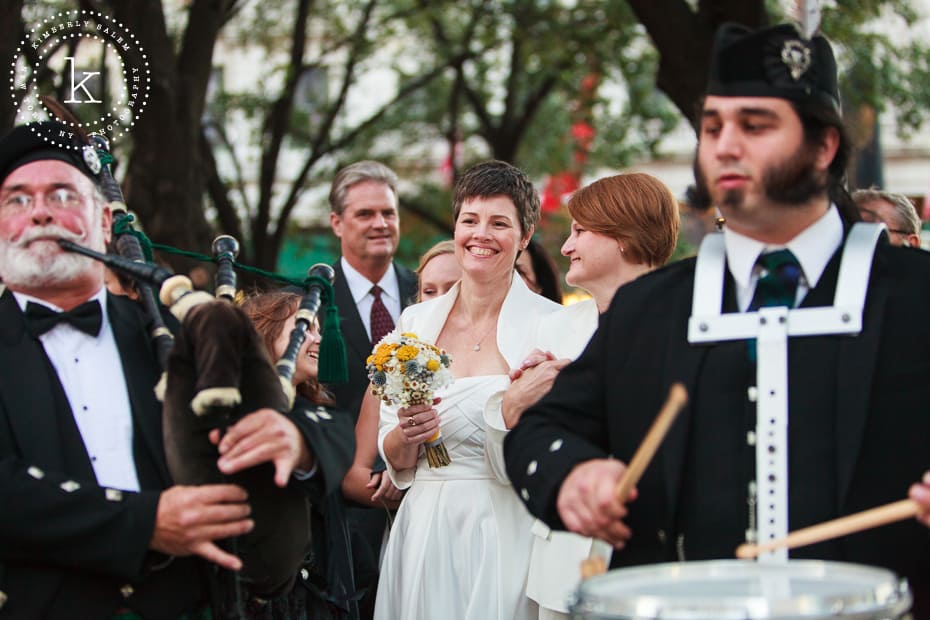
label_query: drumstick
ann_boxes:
[613,382,688,504]
[735,499,919,560]
[580,383,688,578]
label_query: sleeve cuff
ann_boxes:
[292,462,319,480]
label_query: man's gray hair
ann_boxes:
[852,188,921,234]
[328,161,398,215]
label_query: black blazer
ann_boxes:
[506,240,930,616]
[328,260,417,421]
[0,291,209,619]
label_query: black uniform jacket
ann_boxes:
[0,290,207,619]
[506,239,930,617]
[0,290,355,620]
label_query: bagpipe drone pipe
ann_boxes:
[57,235,347,605]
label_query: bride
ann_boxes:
[374,161,561,620]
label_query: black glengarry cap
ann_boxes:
[706,23,839,112]
[0,121,102,185]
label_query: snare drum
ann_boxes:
[571,560,911,619]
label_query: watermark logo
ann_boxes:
[9,9,151,150]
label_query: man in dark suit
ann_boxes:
[505,22,930,617]
[327,160,416,619]
[0,122,350,619]
[328,161,418,420]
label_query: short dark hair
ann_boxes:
[452,160,540,237]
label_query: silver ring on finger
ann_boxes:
[408,416,416,427]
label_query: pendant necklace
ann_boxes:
[471,319,497,352]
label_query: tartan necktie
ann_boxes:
[746,249,802,361]
[369,285,394,344]
[747,249,803,311]
[24,300,103,337]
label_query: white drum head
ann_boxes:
[572,560,911,619]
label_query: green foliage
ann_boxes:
[766,0,930,138]
[14,0,930,274]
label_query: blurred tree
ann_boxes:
[200,0,461,272]
[0,0,25,130]
[98,0,238,274]
[6,0,929,274]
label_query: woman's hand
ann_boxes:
[509,348,556,381]
[367,471,404,504]
[382,397,442,471]
[395,401,441,446]
[502,355,571,428]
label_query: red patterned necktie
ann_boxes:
[369,285,394,344]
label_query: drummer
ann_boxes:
[504,21,930,616]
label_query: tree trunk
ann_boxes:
[0,0,25,131]
[627,0,767,131]
[106,0,233,270]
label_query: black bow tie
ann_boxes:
[24,300,103,337]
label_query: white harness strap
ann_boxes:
[687,223,884,562]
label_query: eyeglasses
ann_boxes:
[0,187,87,215]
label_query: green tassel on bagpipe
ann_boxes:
[316,282,348,385]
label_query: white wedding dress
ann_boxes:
[374,374,537,620]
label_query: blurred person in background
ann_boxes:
[516,238,563,303]
[242,290,356,619]
[416,239,461,301]
[853,188,921,248]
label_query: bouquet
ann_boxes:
[367,332,453,467]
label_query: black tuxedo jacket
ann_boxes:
[0,291,208,619]
[506,240,930,616]
[328,260,418,421]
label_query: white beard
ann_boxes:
[0,213,105,288]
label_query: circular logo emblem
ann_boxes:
[9,9,151,150]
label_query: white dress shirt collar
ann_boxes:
[340,257,400,304]
[724,205,844,310]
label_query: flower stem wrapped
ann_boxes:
[367,332,453,468]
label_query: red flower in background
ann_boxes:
[541,72,600,215]
[570,121,595,145]
[541,171,580,213]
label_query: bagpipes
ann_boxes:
[56,137,348,615]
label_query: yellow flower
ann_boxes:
[426,359,440,371]
[373,349,392,367]
[401,332,418,339]
[396,345,419,361]
[366,355,374,365]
